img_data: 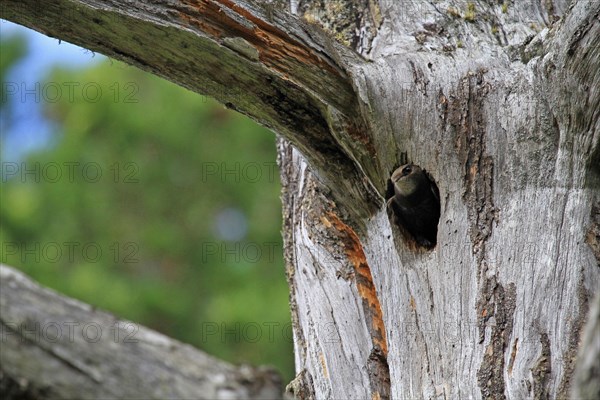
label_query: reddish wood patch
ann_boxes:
[325,212,388,356]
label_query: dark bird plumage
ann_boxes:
[386,164,440,248]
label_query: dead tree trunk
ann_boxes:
[1,0,598,398]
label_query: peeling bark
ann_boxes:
[477,281,517,400]
[0,0,379,221]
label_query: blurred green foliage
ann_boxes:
[0,34,26,121]
[1,35,294,380]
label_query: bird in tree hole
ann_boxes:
[386,164,441,249]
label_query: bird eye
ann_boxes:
[402,166,412,175]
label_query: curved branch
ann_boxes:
[0,0,380,220]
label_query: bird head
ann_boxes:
[391,164,423,197]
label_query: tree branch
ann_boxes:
[0,264,284,399]
[0,0,381,220]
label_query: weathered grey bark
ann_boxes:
[282,1,600,398]
[0,0,379,221]
[571,291,600,400]
[1,0,599,399]
[0,265,284,399]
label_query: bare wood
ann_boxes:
[1,0,599,398]
[279,0,600,398]
[0,0,380,220]
[0,265,284,399]
[572,291,600,399]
